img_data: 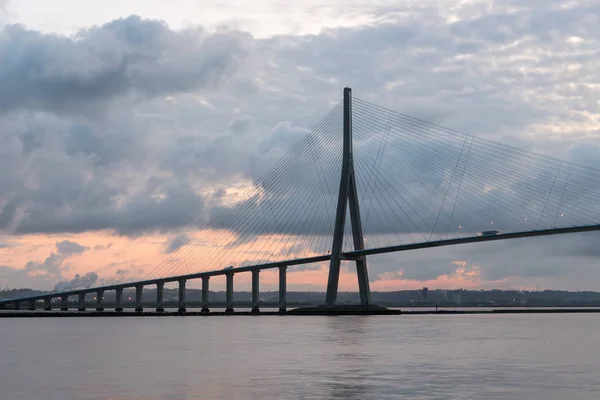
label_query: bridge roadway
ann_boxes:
[2,224,599,313]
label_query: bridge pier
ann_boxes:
[251,270,260,313]
[115,288,123,312]
[13,301,20,310]
[201,276,210,313]
[60,295,69,311]
[225,272,234,313]
[178,279,186,313]
[43,297,52,311]
[78,293,85,311]
[156,282,164,313]
[27,300,36,311]
[135,285,143,312]
[96,290,104,311]
[279,265,287,313]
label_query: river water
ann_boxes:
[1,314,599,399]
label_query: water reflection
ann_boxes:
[1,314,599,399]
[322,317,372,399]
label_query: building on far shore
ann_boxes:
[446,289,463,304]
[410,287,429,303]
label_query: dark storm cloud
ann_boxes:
[0,15,252,236]
[12,180,206,236]
[0,16,250,115]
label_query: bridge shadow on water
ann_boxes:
[306,317,381,399]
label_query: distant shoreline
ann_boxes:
[2,307,600,318]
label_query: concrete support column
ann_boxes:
[96,290,104,312]
[251,269,260,313]
[178,279,186,313]
[135,285,143,313]
[78,293,86,311]
[43,298,52,311]
[279,265,287,313]
[156,282,164,313]
[60,295,69,311]
[201,276,210,313]
[115,288,123,312]
[27,300,36,310]
[225,272,234,313]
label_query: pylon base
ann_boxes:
[287,304,399,315]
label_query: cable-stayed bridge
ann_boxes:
[3,88,600,314]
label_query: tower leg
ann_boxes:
[348,168,371,306]
[326,87,353,307]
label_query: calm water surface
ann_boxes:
[1,314,599,399]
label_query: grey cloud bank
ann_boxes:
[0,15,250,115]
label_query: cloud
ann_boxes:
[23,252,63,276]
[53,271,98,291]
[164,233,189,253]
[362,231,600,290]
[2,2,600,289]
[0,0,6,17]
[56,240,88,255]
[94,243,113,250]
[12,181,208,236]
[0,16,250,115]
[21,239,89,277]
[2,4,599,239]
[0,239,91,290]
[291,264,324,273]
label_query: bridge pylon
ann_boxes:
[325,87,371,307]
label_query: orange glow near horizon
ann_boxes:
[0,229,514,292]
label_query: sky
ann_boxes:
[1,0,600,293]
